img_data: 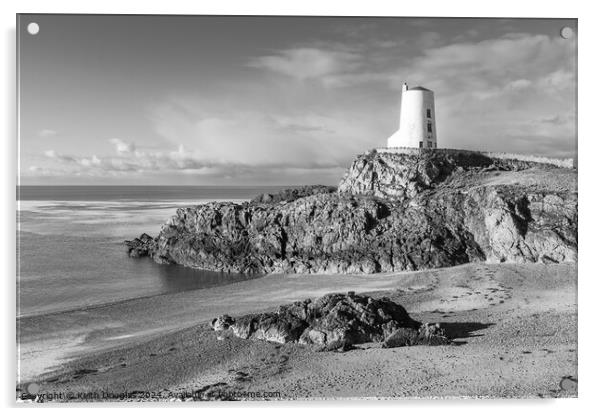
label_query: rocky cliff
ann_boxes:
[126,150,577,274]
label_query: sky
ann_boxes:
[18,15,577,186]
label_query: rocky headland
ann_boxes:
[125,149,577,274]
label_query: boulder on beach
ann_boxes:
[211,292,450,349]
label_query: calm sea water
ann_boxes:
[17,185,286,317]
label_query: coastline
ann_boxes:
[17,268,417,382]
[18,262,577,400]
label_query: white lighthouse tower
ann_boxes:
[387,83,437,149]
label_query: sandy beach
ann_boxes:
[17,262,577,400]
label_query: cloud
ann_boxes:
[44,149,76,163]
[148,95,384,174]
[247,47,363,81]
[27,29,576,184]
[79,155,102,167]
[540,115,572,125]
[405,34,575,95]
[246,32,575,95]
[109,138,136,155]
[44,32,572,180]
[507,79,532,91]
[39,136,346,181]
[397,33,576,154]
[536,69,574,90]
[37,129,57,137]
[31,87,386,183]
[244,32,576,156]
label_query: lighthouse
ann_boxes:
[387,83,437,149]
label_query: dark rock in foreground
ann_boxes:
[125,150,577,274]
[211,293,449,349]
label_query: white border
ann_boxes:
[2,1,600,415]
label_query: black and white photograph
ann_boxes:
[15,12,578,402]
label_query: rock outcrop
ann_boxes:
[338,149,558,200]
[211,292,449,349]
[251,185,336,204]
[125,150,577,274]
[124,233,155,258]
[382,324,449,348]
[211,314,235,331]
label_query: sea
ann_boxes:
[17,185,412,382]
[16,185,285,318]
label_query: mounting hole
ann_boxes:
[560,26,574,39]
[27,22,40,35]
[26,382,40,395]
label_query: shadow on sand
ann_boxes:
[438,322,494,343]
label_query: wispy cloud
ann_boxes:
[37,129,57,138]
[37,137,345,180]
[402,34,576,154]
[109,138,136,155]
[148,97,378,170]
[248,32,574,93]
[247,47,363,81]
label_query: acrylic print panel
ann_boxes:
[16,14,577,401]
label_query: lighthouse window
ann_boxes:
[426,109,432,118]
[427,122,432,133]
